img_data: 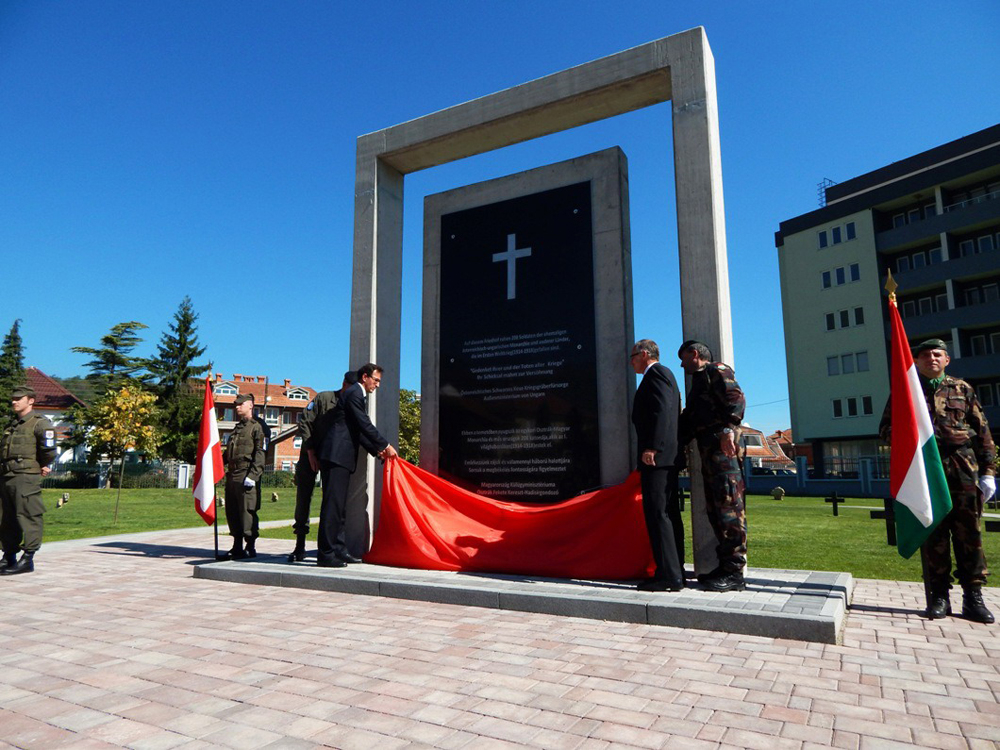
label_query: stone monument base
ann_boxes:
[193,561,853,644]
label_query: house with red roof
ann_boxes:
[24,367,87,464]
[740,426,796,472]
[207,373,318,471]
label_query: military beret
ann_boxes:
[913,338,948,355]
[233,394,253,405]
[10,385,35,399]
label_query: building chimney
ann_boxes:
[258,376,265,384]
[284,379,291,389]
[233,374,242,381]
[215,373,222,382]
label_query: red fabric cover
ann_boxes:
[366,459,656,581]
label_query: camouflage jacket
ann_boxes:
[679,362,745,445]
[224,418,265,482]
[879,374,996,477]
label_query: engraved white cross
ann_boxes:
[492,233,532,300]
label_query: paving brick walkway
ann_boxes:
[1,529,998,749]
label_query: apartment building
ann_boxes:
[776,124,1000,476]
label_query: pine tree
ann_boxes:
[71,321,150,393]
[0,319,26,417]
[148,297,211,463]
[148,297,210,400]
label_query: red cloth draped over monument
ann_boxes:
[366,459,656,580]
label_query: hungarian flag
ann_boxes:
[193,377,225,524]
[887,295,951,558]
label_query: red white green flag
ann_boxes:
[193,377,225,525]
[887,294,951,559]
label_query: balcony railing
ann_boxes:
[944,189,1000,213]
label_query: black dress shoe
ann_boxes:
[637,579,684,592]
[337,553,363,564]
[962,589,994,624]
[1,552,34,576]
[244,544,256,559]
[926,594,951,620]
[317,558,347,568]
[702,571,745,592]
[287,549,306,563]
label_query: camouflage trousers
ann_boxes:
[697,442,747,573]
[924,462,988,591]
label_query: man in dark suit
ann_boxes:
[630,339,684,591]
[316,362,398,567]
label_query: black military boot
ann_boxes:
[962,587,995,624]
[219,540,245,561]
[0,553,17,572]
[2,552,34,576]
[243,538,256,559]
[287,534,306,563]
[696,565,723,584]
[926,592,951,619]
[702,570,745,592]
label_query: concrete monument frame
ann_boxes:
[347,26,733,571]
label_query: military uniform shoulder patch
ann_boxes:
[306,402,314,410]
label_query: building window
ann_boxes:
[960,239,975,257]
[287,389,309,401]
[971,335,987,356]
[839,310,850,328]
[856,351,869,372]
[846,222,856,240]
[862,396,873,415]
[281,460,292,471]
[984,283,999,303]
[929,247,942,264]
[827,356,839,376]
[217,407,235,422]
[836,267,846,285]
[912,252,926,269]
[265,407,279,425]
[977,385,995,407]
[847,397,858,417]
[214,384,238,396]
[924,203,936,218]
[902,301,916,317]
[979,236,995,254]
[826,313,836,331]
[832,226,842,244]
[934,292,948,312]
[293,437,302,449]
[907,208,921,223]
[919,297,933,315]
[818,231,828,248]
[965,288,982,306]
[282,411,296,425]
[854,307,865,325]
[822,271,832,289]
[897,256,910,273]
[841,354,855,374]
[892,213,906,228]
[991,332,1000,354]
[849,263,860,281]
[832,399,843,418]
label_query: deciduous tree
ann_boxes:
[398,388,420,464]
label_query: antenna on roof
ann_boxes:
[817,177,837,208]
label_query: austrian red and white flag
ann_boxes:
[193,377,225,524]
[888,295,951,558]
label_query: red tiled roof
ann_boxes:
[25,367,86,410]
[196,374,317,408]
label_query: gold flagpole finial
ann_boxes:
[884,269,898,303]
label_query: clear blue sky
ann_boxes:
[2,1,998,435]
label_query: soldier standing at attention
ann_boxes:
[287,371,357,563]
[1,386,57,576]
[677,340,748,592]
[222,394,265,560]
[248,392,272,521]
[880,339,996,623]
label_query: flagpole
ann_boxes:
[214,495,219,559]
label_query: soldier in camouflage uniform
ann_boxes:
[222,394,265,560]
[1,386,57,576]
[879,339,996,624]
[677,340,748,592]
[287,371,357,563]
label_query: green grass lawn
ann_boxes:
[40,488,999,584]
[41,486,300,541]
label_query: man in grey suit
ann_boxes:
[630,339,684,591]
[316,362,398,567]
